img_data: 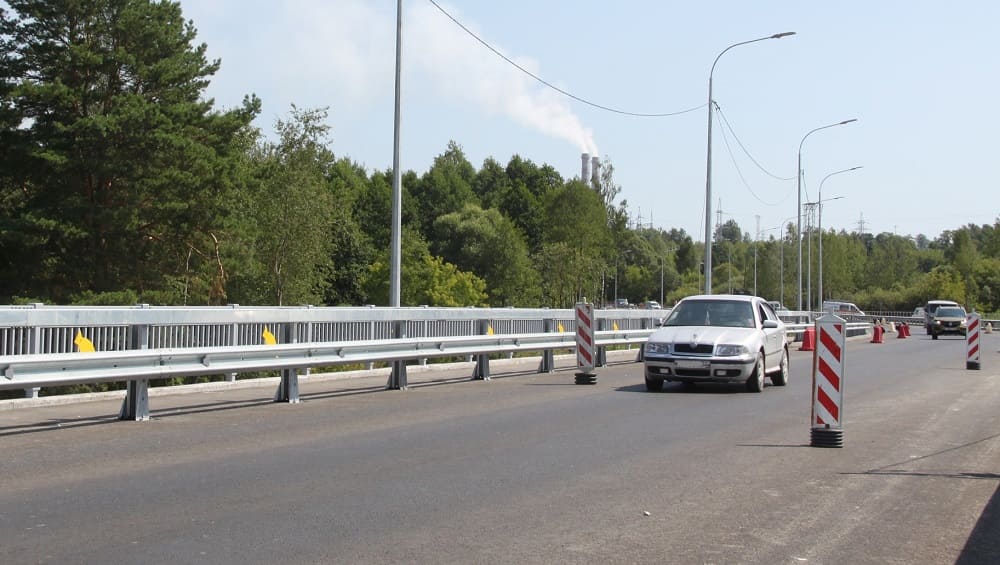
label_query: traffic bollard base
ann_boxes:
[966,361,981,371]
[574,372,598,385]
[810,427,844,448]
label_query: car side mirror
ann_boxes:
[762,320,780,329]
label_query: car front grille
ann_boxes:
[673,343,714,355]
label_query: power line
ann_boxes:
[715,104,795,181]
[714,102,786,207]
[426,0,704,118]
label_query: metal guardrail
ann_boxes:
[0,304,662,420]
[0,304,874,421]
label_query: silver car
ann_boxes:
[643,294,789,392]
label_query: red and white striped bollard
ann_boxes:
[811,313,846,448]
[967,312,981,370]
[575,300,598,384]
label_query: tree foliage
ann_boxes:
[0,0,258,303]
[1,2,998,315]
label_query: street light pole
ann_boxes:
[796,118,857,310]
[804,203,817,311]
[704,31,795,295]
[818,166,862,306]
[660,258,664,306]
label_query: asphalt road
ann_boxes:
[1,333,999,564]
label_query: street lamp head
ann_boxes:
[771,32,797,39]
[839,118,858,125]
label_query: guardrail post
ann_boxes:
[23,323,41,398]
[226,319,238,382]
[274,323,300,403]
[387,321,408,390]
[367,320,375,371]
[419,320,428,366]
[637,317,649,362]
[538,318,555,373]
[120,323,150,421]
[473,319,491,380]
[302,314,313,377]
[596,318,607,367]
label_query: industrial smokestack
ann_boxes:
[591,156,600,189]
[581,153,590,184]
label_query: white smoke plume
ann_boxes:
[408,2,599,155]
[185,0,598,155]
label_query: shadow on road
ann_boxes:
[616,382,763,395]
[957,483,1000,565]
[839,431,1000,564]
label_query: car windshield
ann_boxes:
[936,307,965,317]
[663,299,755,328]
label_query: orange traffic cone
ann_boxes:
[800,326,816,351]
[898,322,908,339]
[870,325,884,343]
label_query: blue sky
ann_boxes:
[180,0,999,243]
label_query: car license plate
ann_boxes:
[675,359,709,369]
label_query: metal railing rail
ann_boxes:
[0,304,663,420]
[0,329,655,389]
[0,304,873,421]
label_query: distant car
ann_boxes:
[822,300,866,318]
[767,300,790,313]
[912,307,925,319]
[930,306,967,339]
[640,300,662,310]
[614,298,630,309]
[924,300,960,334]
[643,294,789,393]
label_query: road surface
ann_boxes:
[1,333,998,564]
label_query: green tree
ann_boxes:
[432,204,540,307]
[820,230,867,300]
[864,233,918,289]
[918,265,965,305]
[472,157,510,211]
[948,229,978,307]
[229,106,336,306]
[972,258,1000,313]
[1,0,258,303]
[502,155,562,252]
[324,158,375,306]
[410,141,478,238]
[363,228,486,307]
[539,181,609,306]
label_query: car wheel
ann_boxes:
[771,348,789,386]
[645,376,663,392]
[746,352,765,393]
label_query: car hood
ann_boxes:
[649,325,758,345]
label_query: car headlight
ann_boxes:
[645,342,671,354]
[716,344,749,356]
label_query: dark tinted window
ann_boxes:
[936,307,965,317]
